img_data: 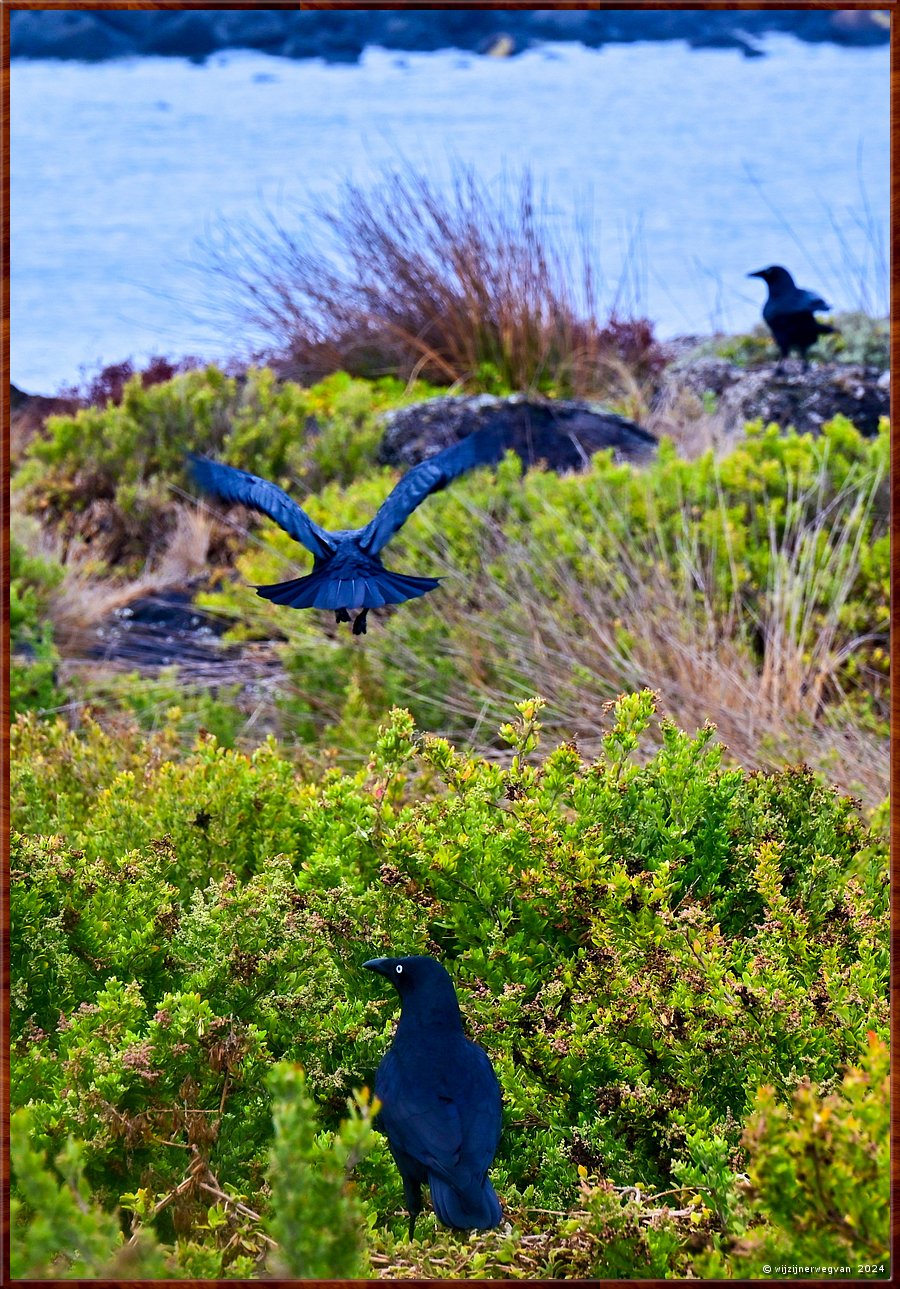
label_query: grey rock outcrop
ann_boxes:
[659,358,888,438]
[10,10,889,64]
[10,11,136,61]
[378,394,657,474]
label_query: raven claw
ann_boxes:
[335,608,351,623]
[352,609,368,636]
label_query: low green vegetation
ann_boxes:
[10,692,889,1277]
[13,363,888,802]
[201,411,887,768]
[714,1033,889,1275]
[10,537,69,719]
[10,349,889,1276]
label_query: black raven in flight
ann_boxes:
[188,429,503,634]
[748,264,835,364]
[364,955,502,1239]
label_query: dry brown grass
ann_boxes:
[35,505,213,648]
[645,381,730,459]
[383,472,888,808]
[755,470,882,721]
[204,165,665,396]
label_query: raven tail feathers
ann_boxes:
[254,566,440,611]
[428,1175,502,1231]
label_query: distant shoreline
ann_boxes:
[10,9,889,65]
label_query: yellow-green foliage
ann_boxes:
[697,1034,889,1276]
[10,538,68,717]
[72,668,247,748]
[8,363,890,1276]
[743,1033,888,1264]
[10,1084,376,1280]
[12,365,888,764]
[265,1066,377,1278]
[15,366,441,531]
[814,313,890,369]
[715,314,889,370]
[10,1107,172,1279]
[11,1107,128,1278]
[10,694,889,1277]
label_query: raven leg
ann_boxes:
[402,1178,423,1241]
[352,608,369,636]
[335,608,351,624]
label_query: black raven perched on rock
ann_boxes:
[363,955,502,1239]
[748,264,835,364]
[187,428,503,634]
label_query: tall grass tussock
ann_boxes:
[205,166,666,397]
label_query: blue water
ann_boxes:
[11,39,889,392]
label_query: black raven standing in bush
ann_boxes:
[748,264,835,364]
[187,429,502,635]
[363,955,502,1239]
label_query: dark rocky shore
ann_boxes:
[10,9,889,64]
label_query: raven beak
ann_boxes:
[363,958,391,976]
[747,269,765,278]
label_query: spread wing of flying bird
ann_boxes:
[187,453,335,559]
[360,428,504,553]
[187,426,504,635]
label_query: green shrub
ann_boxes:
[10,833,180,1034]
[16,366,439,536]
[76,668,247,748]
[265,1065,377,1278]
[10,538,68,717]
[10,710,178,840]
[814,313,890,369]
[12,364,888,781]
[10,1065,382,1279]
[15,975,271,1207]
[714,314,888,370]
[714,327,775,368]
[10,538,63,634]
[10,693,887,1274]
[698,1034,889,1276]
[739,1033,888,1268]
[11,643,66,720]
[197,415,888,780]
[10,1106,170,1279]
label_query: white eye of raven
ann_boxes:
[396,964,404,974]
